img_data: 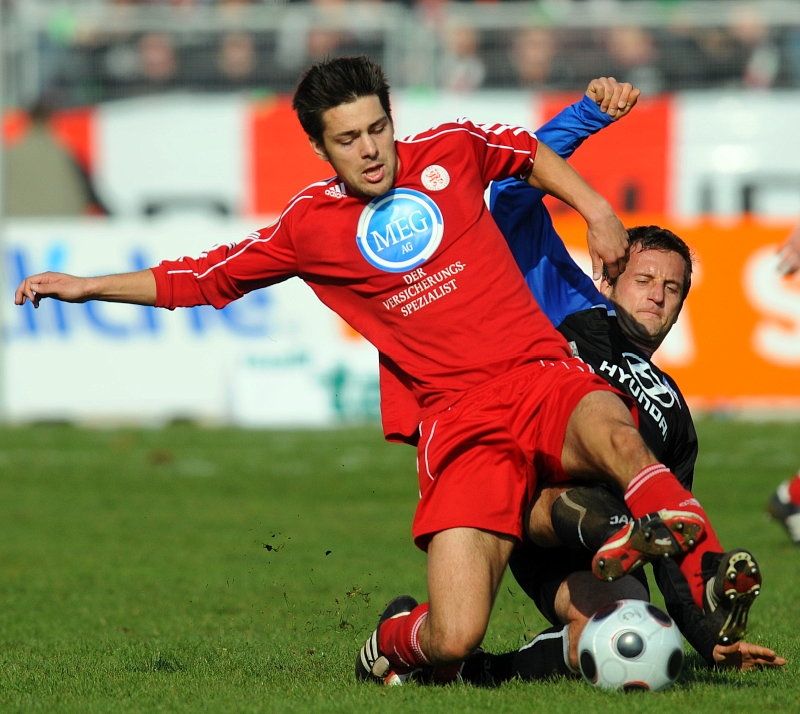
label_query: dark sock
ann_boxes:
[461,626,576,685]
[551,485,630,552]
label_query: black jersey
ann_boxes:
[558,307,698,489]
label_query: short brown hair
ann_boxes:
[292,56,392,144]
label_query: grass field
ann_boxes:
[1,417,798,713]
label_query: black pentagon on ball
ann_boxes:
[579,650,597,680]
[646,603,672,625]
[623,682,650,692]
[616,631,645,658]
[591,601,620,623]
[667,648,684,679]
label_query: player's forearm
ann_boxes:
[526,142,615,225]
[82,270,157,305]
[15,269,157,308]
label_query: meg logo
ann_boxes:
[356,189,444,273]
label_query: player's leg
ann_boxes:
[548,484,631,550]
[557,571,649,669]
[536,484,763,647]
[357,391,527,685]
[525,482,632,551]
[560,389,723,573]
[523,484,571,548]
[461,569,648,685]
[528,483,679,577]
[356,527,514,684]
[421,526,515,663]
[560,389,689,507]
[698,549,761,646]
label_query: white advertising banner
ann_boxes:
[3,218,380,426]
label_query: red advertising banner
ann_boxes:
[540,94,671,215]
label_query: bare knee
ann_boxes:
[423,618,485,664]
[424,528,513,665]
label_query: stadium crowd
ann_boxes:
[4,0,800,107]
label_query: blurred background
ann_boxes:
[2,0,800,427]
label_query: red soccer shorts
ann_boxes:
[412,358,634,550]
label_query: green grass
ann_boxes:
[0,417,798,713]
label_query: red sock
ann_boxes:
[378,602,431,672]
[624,464,703,520]
[788,474,800,505]
[676,545,718,609]
[623,463,724,609]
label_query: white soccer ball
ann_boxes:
[577,599,684,692]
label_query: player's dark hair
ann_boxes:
[604,225,693,301]
[292,56,392,143]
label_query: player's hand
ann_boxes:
[587,210,629,280]
[776,223,800,276]
[712,640,787,671]
[585,77,640,121]
[14,272,89,308]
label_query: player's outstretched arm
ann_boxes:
[712,640,786,671]
[14,269,157,308]
[776,222,800,276]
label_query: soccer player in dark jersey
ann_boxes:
[458,78,784,684]
[15,56,734,684]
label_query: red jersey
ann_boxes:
[152,119,571,441]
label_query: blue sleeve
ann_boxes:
[490,94,615,327]
[536,92,614,160]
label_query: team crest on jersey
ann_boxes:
[421,165,450,191]
[356,188,444,273]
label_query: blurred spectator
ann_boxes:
[783,27,800,87]
[663,5,783,90]
[2,97,110,217]
[203,31,266,93]
[506,27,576,89]
[601,26,666,96]
[275,0,354,77]
[132,31,184,93]
[659,22,715,90]
[438,23,486,92]
[101,31,185,100]
[665,25,742,88]
[727,5,781,88]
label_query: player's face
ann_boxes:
[311,95,398,199]
[601,245,686,353]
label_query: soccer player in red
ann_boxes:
[16,56,717,683]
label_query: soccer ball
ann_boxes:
[577,599,684,692]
